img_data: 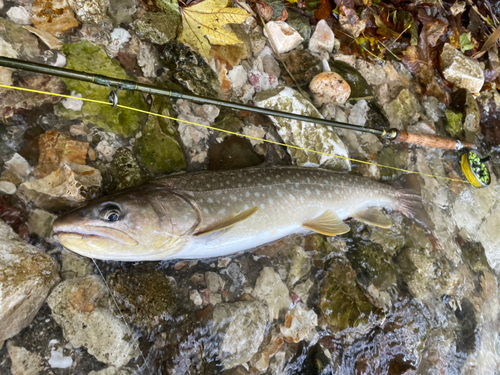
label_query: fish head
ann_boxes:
[52,186,200,261]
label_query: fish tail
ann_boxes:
[393,174,435,231]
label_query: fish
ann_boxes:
[52,166,434,261]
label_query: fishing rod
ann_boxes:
[0,56,491,187]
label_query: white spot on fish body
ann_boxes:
[203,208,209,214]
[207,198,214,203]
[246,192,250,197]
[268,198,274,204]
[230,194,237,201]
[217,200,221,204]
[328,192,332,198]
[218,209,226,215]
[335,189,340,194]
[260,204,266,209]
[316,189,321,195]
[255,192,260,197]
[243,204,249,210]
[277,189,283,197]
[286,179,291,183]
[207,184,211,188]
[306,188,311,196]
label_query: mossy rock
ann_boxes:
[134,98,186,174]
[445,109,463,138]
[107,148,148,191]
[107,267,177,329]
[330,60,374,99]
[320,259,383,331]
[305,234,346,269]
[60,40,148,137]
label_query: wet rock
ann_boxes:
[107,28,131,56]
[61,91,84,111]
[281,245,311,287]
[227,65,248,93]
[477,89,500,145]
[59,41,148,138]
[385,88,422,128]
[248,60,279,92]
[355,60,387,87]
[250,332,284,372]
[347,99,369,126]
[134,98,186,175]
[88,366,135,375]
[6,7,31,25]
[27,209,57,238]
[441,43,484,94]
[0,75,65,118]
[286,9,310,42]
[132,11,179,45]
[208,135,264,170]
[160,42,222,98]
[206,271,225,305]
[68,0,112,27]
[107,268,177,329]
[221,262,246,294]
[30,0,80,36]
[280,303,317,343]
[0,180,15,194]
[310,72,351,106]
[190,290,203,306]
[445,109,463,138]
[254,267,292,320]
[18,163,102,211]
[6,341,44,374]
[309,20,335,55]
[34,130,89,179]
[264,21,303,54]
[254,86,350,170]
[61,249,94,280]
[107,148,147,191]
[250,30,266,57]
[212,301,268,369]
[4,153,32,182]
[23,25,64,50]
[449,88,481,142]
[0,219,60,342]
[293,278,313,303]
[320,259,383,332]
[262,54,281,78]
[0,18,40,59]
[47,275,140,367]
[280,50,322,88]
[108,0,137,26]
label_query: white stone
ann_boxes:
[280,303,317,343]
[442,43,485,93]
[4,153,32,181]
[248,69,278,93]
[138,42,156,78]
[227,65,248,92]
[6,7,31,25]
[242,125,266,146]
[355,59,387,86]
[95,140,117,162]
[254,87,350,170]
[108,28,131,55]
[7,342,44,375]
[70,123,90,137]
[61,91,83,111]
[264,21,303,54]
[52,53,67,68]
[190,290,203,306]
[309,20,335,54]
[253,267,292,320]
[348,100,369,126]
[194,104,220,123]
[0,181,16,195]
[49,347,73,368]
[47,276,139,367]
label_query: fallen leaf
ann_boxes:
[256,2,274,22]
[339,5,367,38]
[276,8,288,21]
[178,0,250,58]
[480,25,500,53]
[314,0,332,21]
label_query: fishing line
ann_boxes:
[0,83,468,183]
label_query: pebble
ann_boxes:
[441,43,485,93]
[4,153,32,182]
[6,7,31,25]
[309,71,351,105]
[61,92,84,111]
[190,289,203,306]
[309,20,335,55]
[280,303,318,343]
[264,21,303,54]
[7,342,44,374]
[0,180,16,194]
[253,267,292,320]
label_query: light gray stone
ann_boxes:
[442,43,484,93]
[254,267,292,320]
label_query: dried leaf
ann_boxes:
[178,0,250,58]
[339,5,367,38]
[426,19,447,47]
[314,0,332,21]
[276,8,288,21]
[480,25,500,53]
[256,2,274,22]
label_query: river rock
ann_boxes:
[254,87,350,170]
[6,7,31,25]
[280,303,317,343]
[385,88,422,128]
[212,301,268,369]
[0,181,15,194]
[47,275,140,367]
[107,148,147,191]
[0,18,40,59]
[0,219,60,342]
[309,20,335,55]
[58,40,148,138]
[441,43,485,94]
[30,0,80,37]
[281,245,311,287]
[68,0,112,27]
[6,341,44,374]
[132,11,179,45]
[254,267,292,320]
[4,153,32,182]
[27,209,57,238]
[34,130,90,179]
[264,21,303,54]
[309,72,351,106]
[18,163,102,211]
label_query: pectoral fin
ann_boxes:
[353,207,392,228]
[194,206,259,237]
[303,210,350,236]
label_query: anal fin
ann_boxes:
[303,210,350,236]
[194,206,258,237]
[353,207,392,228]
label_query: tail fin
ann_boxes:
[393,174,435,231]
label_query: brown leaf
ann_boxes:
[401,46,423,74]
[339,5,367,38]
[315,0,332,21]
[256,2,274,22]
[480,25,500,53]
[426,19,448,47]
[276,8,288,22]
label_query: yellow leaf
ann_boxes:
[178,0,250,58]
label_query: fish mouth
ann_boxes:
[53,225,139,247]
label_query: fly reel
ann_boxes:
[461,150,491,188]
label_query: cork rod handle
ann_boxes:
[392,130,475,150]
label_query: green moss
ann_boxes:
[108,148,148,191]
[134,97,186,174]
[445,109,464,138]
[60,41,148,137]
[320,260,383,331]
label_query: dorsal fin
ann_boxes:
[303,210,350,236]
[194,207,259,237]
[353,207,392,228]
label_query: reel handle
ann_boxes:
[392,129,475,150]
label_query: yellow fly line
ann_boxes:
[0,83,469,184]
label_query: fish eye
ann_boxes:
[101,205,121,222]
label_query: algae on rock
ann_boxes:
[107,148,148,191]
[59,41,148,138]
[134,97,186,174]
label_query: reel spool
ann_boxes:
[461,150,491,188]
